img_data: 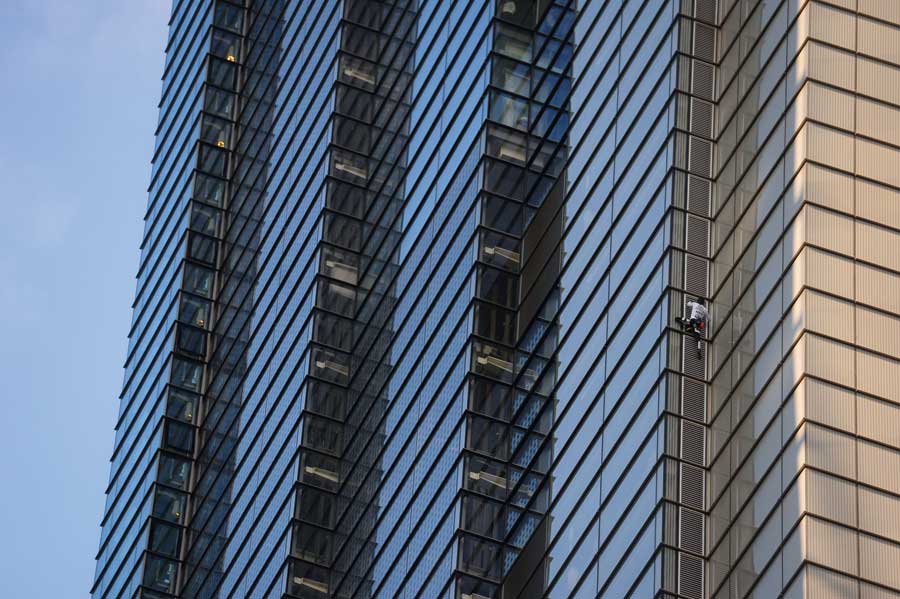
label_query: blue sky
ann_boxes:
[0,2,169,596]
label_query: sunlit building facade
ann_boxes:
[93,1,900,598]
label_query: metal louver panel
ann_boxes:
[684,254,708,297]
[692,60,715,100]
[682,335,706,379]
[693,23,716,62]
[687,175,711,216]
[688,137,712,177]
[690,98,714,139]
[679,553,704,599]
[679,507,705,554]
[681,377,706,422]
[694,0,716,25]
[685,215,709,257]
[681,419,706,466]
[680,463,705,510]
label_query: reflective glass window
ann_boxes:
[143,555,177,593]
[291,521,333,564]
[490,91,530,130]
[183,263,214,298]
[171,357,203,392]
[176,324,207,357]
[163,418,194,453]
[474,300,516,346]
[480,229,521,271]
[198,144,227,177]
[158,453,191,490]
[214,3,243,33]
[190,202,220,236]
[188,232,217,265]
[210,29,240,61]
[153,486,187,524]
[193,172,226,206]
[482,194,524,236]
[207,57,236,89]
[178,294,210,330]
[492,55,531,96]
[496,22,532,62]
[296,485,336,528]
[204,86,234,118]
[166,387,198,423]
[200,114,232,148]
[149,520,181,557]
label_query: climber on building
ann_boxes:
[676,297,708,339]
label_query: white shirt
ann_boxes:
[687,301,708,322]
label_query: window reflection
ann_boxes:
[143,554,177,593]
[492,56,531,96]
[496,22,532,62]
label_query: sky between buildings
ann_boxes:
[0,2,169,596]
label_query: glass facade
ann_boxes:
[93,1,900,598]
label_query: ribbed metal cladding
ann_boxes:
[680,463,705,510]
[692,23,716,63]
[681,377,706,422]
[679,508,705,554]
[685,215,709,256]
[694,0,717,24]
[684,254,709,297]
[679,553,705,599]
[690,98,714,139]
[687,176,711,217]
[681,420,706,466]
[688,137,712,177]
[691,60,716,101]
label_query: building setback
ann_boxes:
[93,1,900,598]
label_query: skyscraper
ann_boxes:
[92,1,900,598]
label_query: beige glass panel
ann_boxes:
[858,305,900,358]
[808,81,855,133]
[806,335,855,388]
[859,57,900,106]
[858,262,900,315]
[807,163,853,215]
[859,0,900,27]
[859,393,900,448]
[861,534,900,589]
[806,470,857,527]
[858,97,900,148]
[806,248,854,298]
[859,17,900,66]
[861,486,900,543]
[807,564,860,598]
[861,581,900,599]
[808,42,855,91]
[806,423,856,478]
[857,220,900,272]
[809,2,856,51]
[858,350,900,404]
[807,205,854,257]
[859,439,900,494]
[806,377,855,433]
[808,124,855,173]
[857,178,900,230]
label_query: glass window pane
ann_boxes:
[188,232,217,265]
[214,3,243,33]
[179,294,210,330]
[193,172,226,206]
[149,521,181,557]
[495,22,532,62]
[210,29,240,61]
[492,55,531,96]
[176,324,207,357]
[166,387,198,422]
[198,144,227,177]
[204,86,234,118]
[490,91,530,130]
[143,555,177,593]
[190,203,220,236]
[207,57,236,89]
[183,263,214,297]
[153,486,187,524]
[171,357,202,392]
[200,114,232,148]
[164,419,195,453]
[158,453,191,490]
